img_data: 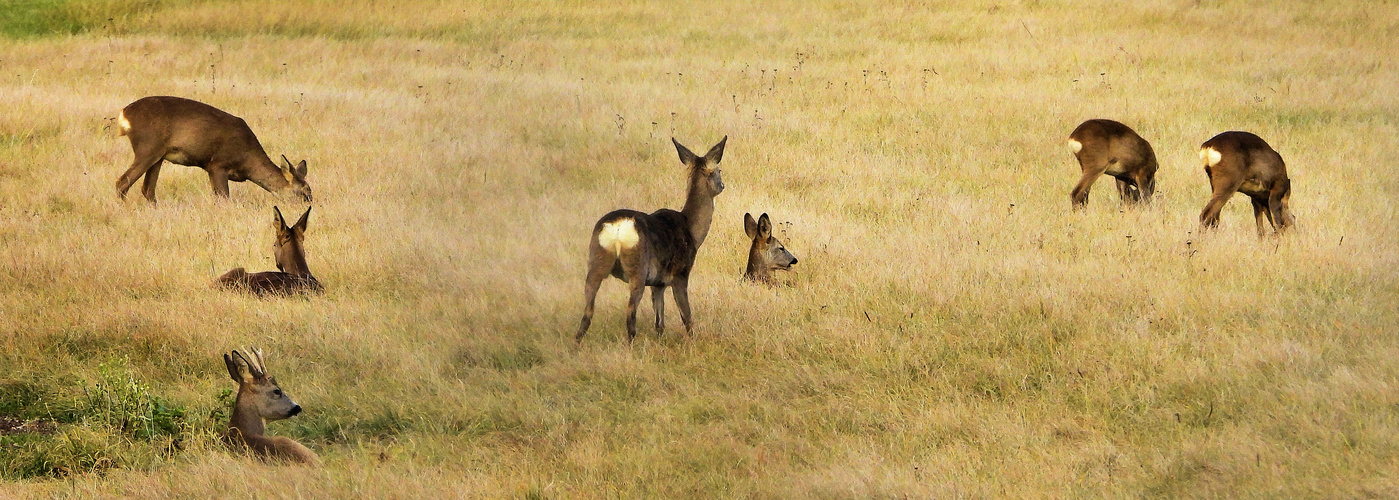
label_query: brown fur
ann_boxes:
[222,348,319,466]
[574,136,727,343]
[743,213,797,285]
[216,206,323,296]
[1068,119,1158,208]
[1199,131,1294,235]
[115,96,312,202]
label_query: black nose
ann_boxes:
[288,405,302,417]
[790,257,798,265]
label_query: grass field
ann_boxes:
[1,0,1397,497]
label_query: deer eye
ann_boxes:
[272,389,283,397]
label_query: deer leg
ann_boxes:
[1250,196,1272,237]
[115,146,164,200]
[651,285,667,334]
[1115,177,1140,205]
[139,161,164,202]
[1069,169,1102,209]
[672,278,693,335]
[1269,178,1294,232]
[207,168,231,198]
[624,279,646,342]
[1199,190,1234,229]
[573,255,615,342]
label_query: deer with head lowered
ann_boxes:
[115,96,312,202]
[222,347,319,466]
[1198,131,1294,235]
[743,213,797,285]
[1068,119,1158,208]
[216,206,323,296]
[574,136,727,343]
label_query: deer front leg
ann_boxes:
[672,278,693,336]
[208,168,231,198]
[651,285,667,334]
[1115,177,1140,205]
[1250,196,1272,237]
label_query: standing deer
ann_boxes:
[1068,119,1158,208]
[222,347,319,466]
[115,96,312,202]
[1199,131,1294,235]
[216,206,323,296]
[574,136,727,343]
[743,213,797,285]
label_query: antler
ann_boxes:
[234,347,267,379]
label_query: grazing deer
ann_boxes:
[1199,131,1294,235]
[1068,119,1158,208]
[115,96,312,202]
[574,136,727,343]
[222,347,319,466]
[216,206,323,296]
[743,213,798,285]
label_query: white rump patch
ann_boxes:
[597,218,640,254]
[117,110,131,134]
[1199,147,1222,167]
[1067,138,1082,154]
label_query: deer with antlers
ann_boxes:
[222,347,319,465]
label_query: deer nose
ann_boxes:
[790,257,798,265]
[288,405,302,417]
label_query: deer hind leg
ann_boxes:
[574,255,615,342]
[1070,160,1107,208]
[650,285,667,334]
[672,278,693,335]
[115,145,165,200]
[624,279,646,342]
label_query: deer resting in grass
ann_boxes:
[743,213,797,285]
[574,136,727,343]
[223,347,319,466]
[1068,119,1158,208]
[115,96,312,202]
[1199,131,1294,235]
[217,206,323,296]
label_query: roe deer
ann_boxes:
[115,96,312,202]
[1199,131,1294,235]
[1068,119,1158,208]
[222,347,319,466]
[574,136,727,343]
[216,206,323,296]
[743,213,797,285]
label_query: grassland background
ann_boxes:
[0,0,1396,497]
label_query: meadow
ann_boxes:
[1,0,1397,497]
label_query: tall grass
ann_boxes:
[1,0,1397,497]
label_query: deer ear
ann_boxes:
[224,353,245,383]
[703,136,727,165]
[672,138,698,166]
[293,206,310,235]
[744,213,758,239]
[757,213,772,238]
[227,352,255,383]
[294,160,308,178]
[273,206,288,230]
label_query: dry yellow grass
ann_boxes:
[1,0,1397,497]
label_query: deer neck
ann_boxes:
[246,155,292,195]
[229,397,266,438]
[276,241,313,277]
[681,176,716,247]
[745,247,770,283]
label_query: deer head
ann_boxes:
[223,348,302,424]
[271,206,311,276]
[744,212,797,284]
[279,155,313,202]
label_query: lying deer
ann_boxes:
[217,206,323,296]
[1068,119,1158,208]
[743,213,797,285]
[574,136,727,343]
[222,347,319,466]
[1199,131,1294,235]
[115,96,312,202]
